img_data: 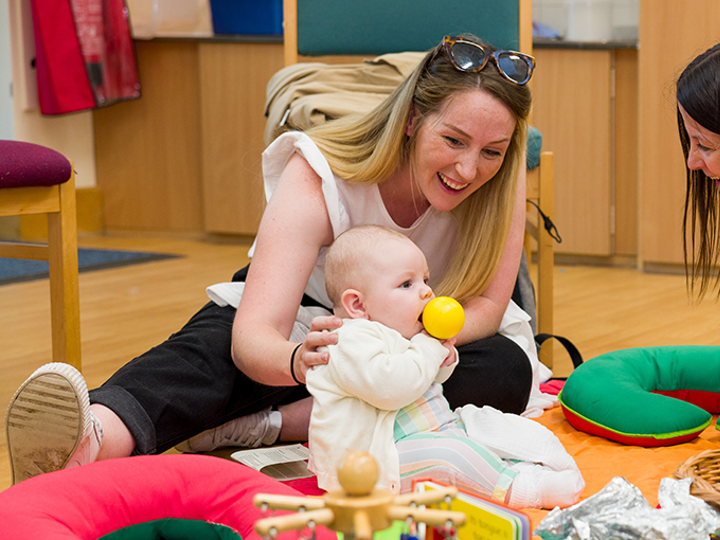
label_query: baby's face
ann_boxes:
[360,237,434,339]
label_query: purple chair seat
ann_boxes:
[0,140,72,189]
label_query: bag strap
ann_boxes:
[526,199,562,243]
[535,333,583,369]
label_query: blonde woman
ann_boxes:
[6,35,536,483]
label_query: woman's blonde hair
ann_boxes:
[306,36,532,304]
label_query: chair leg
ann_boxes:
[47,169,82,371]
[283,0,299,65]
[537,152,554,369]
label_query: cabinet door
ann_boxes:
[613,49,639,257]
[532,48,612,256]
[638,0,720,266]
[199,42,284,235]
[94,41,204,231]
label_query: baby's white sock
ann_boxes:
[507,461,585,510]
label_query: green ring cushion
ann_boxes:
[559,346,720,446]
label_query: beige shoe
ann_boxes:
[5,363,103,484]
[175,407,281,453]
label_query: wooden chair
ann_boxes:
[283,0,533,65]
[0,141,82,371]
[281,0,556,366]
[525,152,555,366]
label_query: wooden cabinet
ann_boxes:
[94,41,204,232]
[532,45,638,259]
[532,48,612,256]
[536,0,720,268]
[638,0,720,268]
[93,39,283,234]
[199,42,284,235]
[94,14,720,269]
[94,38,644,260]
[613,48,639,257]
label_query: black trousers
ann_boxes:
[90,267,532,455]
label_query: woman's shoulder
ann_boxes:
[261,132,338,205]
[263,132,340,193]
[263,132,330,177]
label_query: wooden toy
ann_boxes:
[254,452,466,540]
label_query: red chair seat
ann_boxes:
[0,140,81,369]
[0,140,72,188]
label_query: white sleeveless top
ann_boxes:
[207,132,556,415]
[260,132,458,308]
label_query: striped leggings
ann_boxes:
[394,384,517,503]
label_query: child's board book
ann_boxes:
[412,479,530,540]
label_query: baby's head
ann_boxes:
[324,225,434,339]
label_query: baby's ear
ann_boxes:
[341,289,368,319]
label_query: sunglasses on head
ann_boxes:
[429,35,536,86]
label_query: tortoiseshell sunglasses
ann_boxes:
[429,35,536,86]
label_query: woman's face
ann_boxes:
[679,103,720,184]
[410,89,517,212]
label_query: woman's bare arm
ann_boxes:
[231,153,339,385]
[455,166,526,346]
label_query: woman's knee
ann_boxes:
[443,335,533,414]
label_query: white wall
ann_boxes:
[0,0,15,138]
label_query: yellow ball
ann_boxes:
[423,296,465,339]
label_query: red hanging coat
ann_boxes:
[30,0,140,115]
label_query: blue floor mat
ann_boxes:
[0,247,181,285]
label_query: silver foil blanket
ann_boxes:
[534,476,720,540]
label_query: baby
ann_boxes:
[306,225,584,509]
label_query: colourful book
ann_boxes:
[412,479,531,540]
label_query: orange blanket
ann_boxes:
[525,406,720,535]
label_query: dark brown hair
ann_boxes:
[677,42,720,298]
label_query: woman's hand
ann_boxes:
[292,316,343,384]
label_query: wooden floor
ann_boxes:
[2,232,720,492]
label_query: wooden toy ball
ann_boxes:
[422,297,465,340]
[337,451,379,495]
[253,451,467,540]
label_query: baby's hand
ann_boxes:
[419,330,457,367]
[439,338,457,367]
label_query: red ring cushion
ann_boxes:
[0,140,72,188]
[0,454,336,540]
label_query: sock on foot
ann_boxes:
[65,411,104,469]
[508,461,585,509]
